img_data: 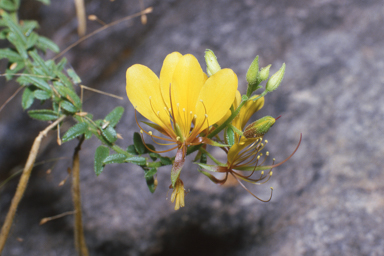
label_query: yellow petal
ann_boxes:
[227,137,254,164]
[126,64,171,129]
[239,95,265,130]
[159,52,183,109]
[171,54,206,135]
[216,90,240,127]
[194,69,238,132]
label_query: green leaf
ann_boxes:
[19,75,51,91]
[103,154,127,165]
[55,84,81,108]
[144,167,157,193]
[0,0,18,11]
[22,86,34,109]
[126,145,138,155]
[26,32,38,49]
[62,122,88,143]
[34,89,51,100]
[104,106,124,128]
[226,126,235,146]
[2,12,27,45]
[36,36,59,53]
[21,20,39,35]
[29,50,51,75]
[56,57,67,71]
[133,132,146,154]
[5,60,25,80]
[149,152,159,161]
[28,109,58,121]
[54,72,73,90]
[94,145,109,176]
[7,32,27,59]
[0,48,23,62]
[159,156,172,166]
[101,126,117,143]
[125,156,146,166]
[66,68,81,84]
[60,100,78,113]
[36,0,50,5]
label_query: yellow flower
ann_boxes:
[170,179,185,210]
[126,52,238,149]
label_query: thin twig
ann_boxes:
[53,7,153,60]
[0,86,23,114]
[74,0,86,36]
[0,116,66,253]
[40,211,76,225]
[71,135,89,256]
[80,84,123,100]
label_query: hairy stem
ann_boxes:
[0,116,66,253]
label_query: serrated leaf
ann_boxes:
[149,152,160,161]
[102,154,127,165]
[101,126,117,143]
[62,122,88,143]
[21,20,39,35]
[126,145,137,155]
[125,156,146,166]
[144,168,157,178]
[104,106,124,128]
[0,48,23,62]
[66,68,81,83]
[56,57,67,71]
[0,0,18,11]
[7,32,27,59]
[29,50,51,75]
[54,72,73,89]
[60,100,77,113]
[226,126,235,146]
[133,132,146,154]
[55,84,81,108]
[36,36,59,53]
[22,86,34,109]
[94,145,109,176]
[34,89,51,100]
[160,156,173,166]
[2,12,27,45]
[19,75,51,91]
[5,60,25,80]
[28,109,58,121]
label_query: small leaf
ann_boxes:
[226,126,235,146]
[34,89,51,100]
[66,68,81,83]
[126,145,138,155]
[36,36,59,53]
[28,109,58,121]
[56,57,67,71]
[160,156,173,166]
[104,106,124,128]
[94,145,109,176]
[29,50,51,75]
[62,122,88,143]
[103,154,128,165]
[2,12,27,45]
[21,20,39,35]
[60,100,78,113]
[22,86,34,109]
[54,72,73,90]
[55,84,81,108]
[133,132,146,154]
[125,156,146,166]
[0,48,23,62]
[26,32,38,49]
[19,75,51,91]
[144,167,157,193]
[0,0,18,11]
[101,126,117,143]
[7,32,27,59]
[36,0,50,5]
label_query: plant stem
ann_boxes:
[0,116,66,253]
[71,135,89,256]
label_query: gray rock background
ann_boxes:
[1,0,383,255]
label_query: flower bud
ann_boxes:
[258,64,271,82]
[205,49,221,76]
[243,116,275,138]
[265,63,285,92]
[246,55,259,86]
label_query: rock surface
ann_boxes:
[1,0,384,255]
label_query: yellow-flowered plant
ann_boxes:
[126,50,300,209]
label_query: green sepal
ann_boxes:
[225,126,235,146]
[197,169,227,185]
[196,163,221,172]
[22,86,34,109]
[62,122,88,143]
[133,132,146,154]
[94,145,109,176]
[104,106,124,128]
[28,109,58,121]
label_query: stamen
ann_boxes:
[149,131,153,135]
[176,136,180,141]
[265,140,268,143]
[266,151,269,156]
[140,129,143,134]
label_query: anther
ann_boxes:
[200,99,203,102]
[183,108,185,112]
[194,114,197,119]
[177,103,180,107]
[134,106,138,109]
[149,96,152,99]
[205,114,208,118]
[273,158,275,161]
[149,131,153,135]
[270,171,273,176]
[261,171,264,175]
[257,155,261,160]
[190,111,192,115]
[157,111,160,115]
[140,129,143,134]
[266,151,269,156]
[176,136,180,141]
[265,140,268,143]
[270,187,274,190]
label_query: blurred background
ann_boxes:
[1,0,383,255]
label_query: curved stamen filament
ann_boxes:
[140,133,179,153]
[231,173,273,202]
[134,110,175,142]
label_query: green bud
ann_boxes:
[243,116,276,138]
[246,55,259,86]
[205,49,221,76]
[265,63,285,92]
[258,64,271,82]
